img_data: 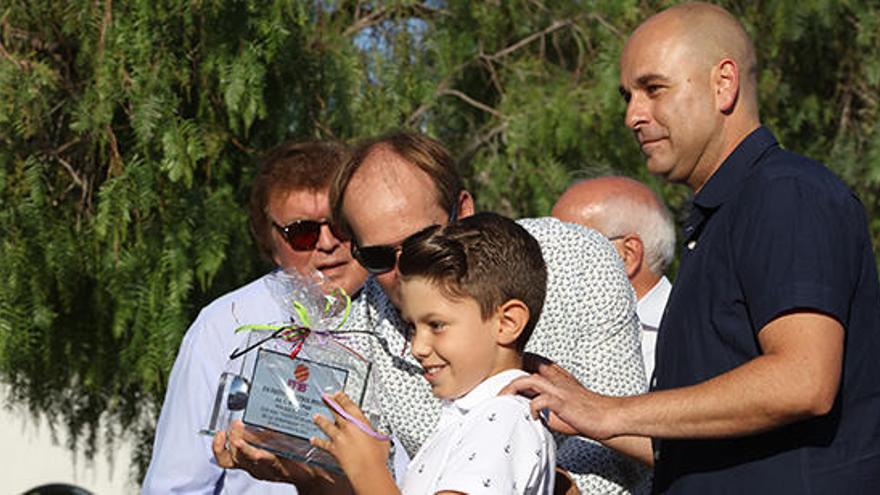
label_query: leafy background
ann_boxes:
[1,0,878,484]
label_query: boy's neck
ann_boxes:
[484,351,523,380]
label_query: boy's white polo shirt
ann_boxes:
[399,369,555,495]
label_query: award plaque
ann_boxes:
[201,269,384,471]
[244,351,350,443]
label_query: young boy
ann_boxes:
[312,212,555,494]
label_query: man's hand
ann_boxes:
[502,358,621,440]
[504,359,655,465]
[212,420,350,493]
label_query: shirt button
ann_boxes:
[654,447,661,462]
[687,240,697,250]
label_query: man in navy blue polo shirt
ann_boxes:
[505,2,880,493]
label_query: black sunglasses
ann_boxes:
[351,200,459,274]
[273,219,347,251]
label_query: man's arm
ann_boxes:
[142,317,227,494]
[608,311,842,439]
[507,311,843,462]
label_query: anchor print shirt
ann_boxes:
[345,217,648,493]
[399,369,555,495]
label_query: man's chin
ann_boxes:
[645,157,675,179]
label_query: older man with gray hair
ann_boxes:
[553,176,675,380]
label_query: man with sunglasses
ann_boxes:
[215,132,649,493]
[143,141,367,495]
[333,132,649,493]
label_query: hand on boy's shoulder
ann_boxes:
[500,359,587,438]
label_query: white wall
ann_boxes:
[1,392,138,494]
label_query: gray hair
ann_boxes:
[590,191,676,275]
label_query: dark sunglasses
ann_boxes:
[272,219,348,251]
[351,200,459,274]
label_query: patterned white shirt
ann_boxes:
[345,217,650,494]
[400,369,555,495]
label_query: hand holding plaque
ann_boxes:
[202,269,384,472]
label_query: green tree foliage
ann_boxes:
[1,0,878,483]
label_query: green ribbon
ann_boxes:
[234,286,351,335]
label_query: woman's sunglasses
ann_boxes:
[273,219,348,251]
[351,201,459,274]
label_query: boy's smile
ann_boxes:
[399,278,511,400]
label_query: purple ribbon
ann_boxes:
[322,393,390,441]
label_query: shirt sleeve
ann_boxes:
[519,218,650,494]
[734,176,863,332]
[434,397,553,495]
[141,311,227,494]
[141,302,297,494]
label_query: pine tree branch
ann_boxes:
[0,15,27,70]
[106,125,123,179]
[55,154,86,191]
[97,0,113,58]
[552,29,566,69]
[0,38,25,69]
[407,19,575,126]
[461,122,509,162]
[438,88,505,118]
[406,67,462,126]
[343,3,447,37]
[343,5,388,37]
[528,0,550,13]
[587,12,624,39]
[478,43,506,97]
[5,24,60,52]
[230,137,257,155]
[481,19,574,62]
[56,138,80,155]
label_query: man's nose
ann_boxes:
[316,223,342,251]
[625,93,649,130]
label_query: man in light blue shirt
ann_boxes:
[142,141,367,494]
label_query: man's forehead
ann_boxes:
[355,147,433,191]
[620,31,696,87]
[348,150,445,219]
[269,185,327,201]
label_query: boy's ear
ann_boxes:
[495,299,530,346]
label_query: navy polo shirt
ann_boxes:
[652,127,880,493]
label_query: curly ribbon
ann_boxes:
[228,287,352,361]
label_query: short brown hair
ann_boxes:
[249,141,350,261]
[329,130,463,239]
[398,212,547,352]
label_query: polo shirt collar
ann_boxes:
[694,126,777,210]
[445,368,528,414]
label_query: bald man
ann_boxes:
[507,2,880,493]
[553,177,674,381]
